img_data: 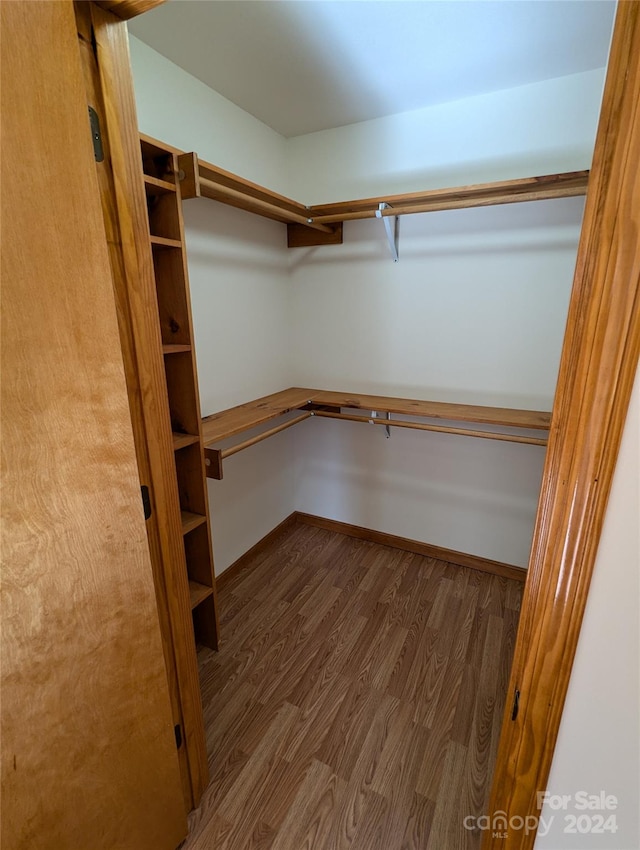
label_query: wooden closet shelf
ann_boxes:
[150,234,182,249]
[202,387,550,445]
[202,388,318,444]
[143,173,176,195]
[308,171,590,223]
[178,151,333,234]
[172,143,586,237]
[163,343,192,354]
[181,510,207,535]
[179,152,309,219]
[172,432,200,450]
[309,390,551,430]
[202,387,551,479]
[188,580,213,609]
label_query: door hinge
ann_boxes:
[141,485,152,520]
[174,724,182,749]
[88,106,104,162]
[511,688,520,721]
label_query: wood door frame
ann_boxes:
[483,3,640,847]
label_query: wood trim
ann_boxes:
[216,511,525,596]
[94,0,166,20]
[484,3,640,847]
[294,513,527,582]
[89,3,209,808]
[216,513,299,593]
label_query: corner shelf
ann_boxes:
[177,146,588,248]
[201,387,551,480]
[141,134,219,650]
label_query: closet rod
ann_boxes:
[205,411,311,479]
[310,410,548,446]
[309,186,586,225]
[222,412,311,459]
[198,177,333,234]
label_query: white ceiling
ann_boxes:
[129,0,615,138]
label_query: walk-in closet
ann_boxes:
[3,2,639,850]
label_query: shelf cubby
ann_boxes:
[141,134,219,651]
[152,247,193,346]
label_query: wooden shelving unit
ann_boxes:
[178,148,589,248]
[141,134,219,650]
[201,387,551,480]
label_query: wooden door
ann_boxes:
[0,3,187,849]
[75,2,209,809]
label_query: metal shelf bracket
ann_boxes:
[376,202,399,262]
[368,410,392,438]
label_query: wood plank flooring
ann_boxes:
[183,522,522,850]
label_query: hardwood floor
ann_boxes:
[183,522,521,850]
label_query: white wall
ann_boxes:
[287,69,605,204]
[129,36,289,195]
[184,201,293,573]
[534,368,640,850]
[185,202,290,415]
[287,67,603,566]
[290,200,582,566]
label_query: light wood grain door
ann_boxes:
[0,3,187,848]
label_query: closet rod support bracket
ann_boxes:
[376,202,399,262]
[367,410,392,438]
